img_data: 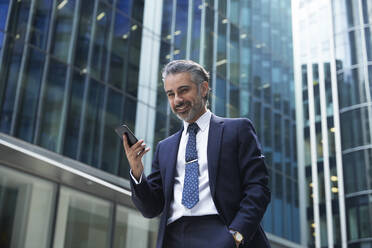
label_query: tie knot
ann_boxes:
[187,123,199,134]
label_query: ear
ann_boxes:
[200,81,209,98]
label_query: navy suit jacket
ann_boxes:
[130,114,271,248]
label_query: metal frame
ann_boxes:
[328,1,348,247]
[357,0,372,196]
[225,0,231,117]
[0,0,14,76]
[97,0,117,170]
[76,0,100,160]
[185,0,193,59]
[33,0,58,145]
[199,0,206,65]
[57,0,82,154]
[10,0,37,135]
[319,59,335,248]
[164,0,177,137]
[136,0,164,174]
[211,0,218,114]
[307,61,321,248]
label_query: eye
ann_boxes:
[167,92,175,97]
[179,87,189,94]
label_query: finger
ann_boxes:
[131,139,145,150]
[134,145,146,156]
[139,147,151,158]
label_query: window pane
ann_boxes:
[190,0,202,61]
[203,5,214,71]
[101,89,124,174]
[0,165,56,248]
[15,48,45,142]
[229,82,240,117]
[362,0,372,24]
[51,0,76,62]
[173,0,188,59]
[38,59,67,151]
[274,113,281,151]
[6,0,31,42]
[264,107,271,146]
[348,206,359,240]
[343,149,372,194]
[116,0,132,15]
[360,204,371,238]
[30,0,52,49]
[80,79,104,167]
[126,57,140,97]
[338,68,367,109]
[53,187,112,248]
[109,12,130,88]
[91,1,112,81]
[333,0,358,34]
[0,37,24,134]
[365,28,372,61]
[340,107,371,150]
[335,30,363,69]
[0,0,10,31]
[74,0,94,69]
[215,76,226,116]
[0,30,3,53]
[217,14,227,77]
[114,205,158,248]
[63,71,85,159]
[369,65,372,98]
[153,110,167,151]
[123,96,137,132]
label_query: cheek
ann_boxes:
[168,98,175,108]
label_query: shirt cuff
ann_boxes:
[130,170,143,184]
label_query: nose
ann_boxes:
[174,94,183,105]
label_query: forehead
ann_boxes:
[164,72,195,91]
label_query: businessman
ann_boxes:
[123,60,271,248]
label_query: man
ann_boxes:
[123,60,271,248]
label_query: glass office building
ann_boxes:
[0,0,159,247]
[293,0,372,248]
[1,0,300,247]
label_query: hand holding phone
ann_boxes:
[115,124,150,180]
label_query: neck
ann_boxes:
[187,107,207,123]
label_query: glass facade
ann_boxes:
[294,0,372,247]
[0,0,144,180]
[0,164,158,248]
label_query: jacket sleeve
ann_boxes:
[130,143,165,218]
[228,119,271,241]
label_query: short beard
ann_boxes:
[173,91,205,122]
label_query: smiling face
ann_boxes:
[164,72,209,123]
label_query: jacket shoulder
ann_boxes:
[213,114,254,127]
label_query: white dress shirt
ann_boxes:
[167,110,218,224]
[131,110,218,224]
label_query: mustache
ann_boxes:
[175,101,190,109]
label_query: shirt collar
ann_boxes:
[183,110,211,133]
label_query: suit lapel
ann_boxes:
[207,114,224,197]
[164,129,183,203]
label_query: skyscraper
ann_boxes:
[293,0,372,247]
[1,0,300,247]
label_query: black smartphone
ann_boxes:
[115,124,138,147]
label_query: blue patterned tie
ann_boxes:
[182,123,200,209]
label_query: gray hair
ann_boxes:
[162,60,210,102]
